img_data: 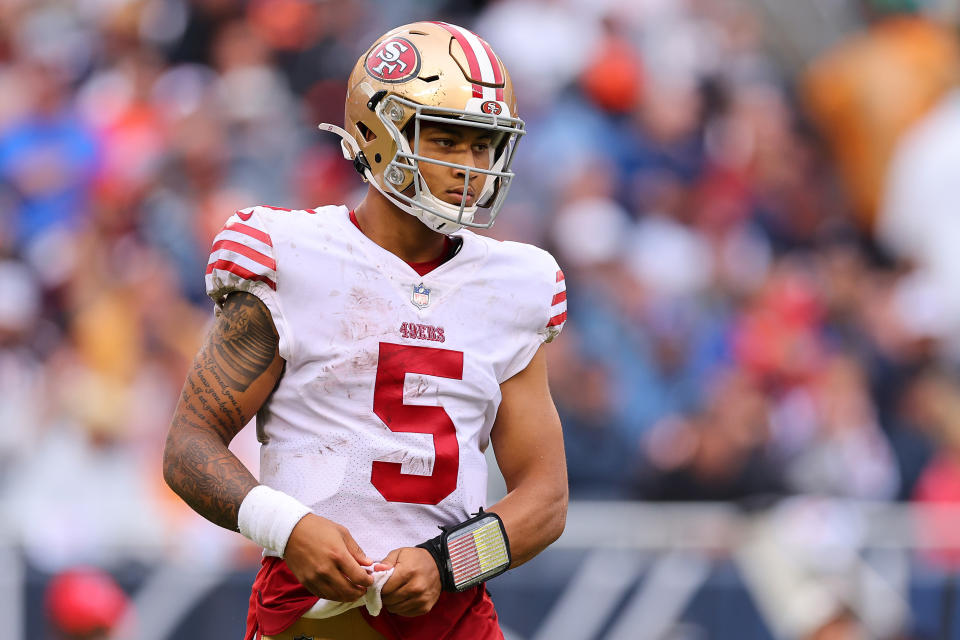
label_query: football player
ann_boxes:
[163,21,568,640]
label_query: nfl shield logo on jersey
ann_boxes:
[412,283,431,309]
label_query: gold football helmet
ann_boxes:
[319,21,524,234]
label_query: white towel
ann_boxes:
[302,564,395,619]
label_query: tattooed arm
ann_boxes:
[163,291,373,601]
[162,291,283,531]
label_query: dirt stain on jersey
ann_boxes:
[350,350,379,373]
[407,375,431,399]
[338,286,396,342]
[347,286,393,313]
[378,448,434,476]
[316,434,349,455]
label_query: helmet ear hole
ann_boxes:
[357,121,377,142]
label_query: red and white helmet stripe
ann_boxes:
[434,22,505,102]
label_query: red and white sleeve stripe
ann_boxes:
[546,269,567,330]
[205,209,277,295]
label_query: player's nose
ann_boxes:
[452,148,478,175]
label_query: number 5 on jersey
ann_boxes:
[371,342,464,504]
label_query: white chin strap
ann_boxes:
[318,123,475,235]
[412,195,476,234]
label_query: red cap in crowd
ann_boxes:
[45,567,129,635]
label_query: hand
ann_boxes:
[284,514,374,602]
[378,547,442,616]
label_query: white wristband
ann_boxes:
[237,485,312,556]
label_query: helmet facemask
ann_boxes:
[375,95,524,233]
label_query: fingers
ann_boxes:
[342,529,374,566]
[379,548,409,596]
[296,553,368,600]
[336,553,374,589]
[380,548,441,616]
[328,525,372,588]
[381,567,413,597]
[315,572,368,602]
[377,548,402,585]
[284,517,373,601]
[296,563,368,602]
[379,548,402,567]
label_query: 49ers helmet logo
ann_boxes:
[365,37,421,83]
[481,101,503,115]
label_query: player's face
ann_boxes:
[414,123,494,207]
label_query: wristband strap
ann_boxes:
[237,485,312,556]
[417,534,456,592]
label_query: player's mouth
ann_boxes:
[446,188,475,205]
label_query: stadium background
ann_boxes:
[2,0,960,637]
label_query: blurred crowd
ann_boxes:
[534,0,960,511]
[2,0,960,610]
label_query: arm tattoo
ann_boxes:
[212,293,278,391]
[163,292,280,531]
[163,430,257,531]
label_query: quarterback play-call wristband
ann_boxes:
[237,485,312,557]
[417,509,511,592]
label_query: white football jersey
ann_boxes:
[206,205,566,560]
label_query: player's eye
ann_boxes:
[472,142,490,153]
[431,137,455,147]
